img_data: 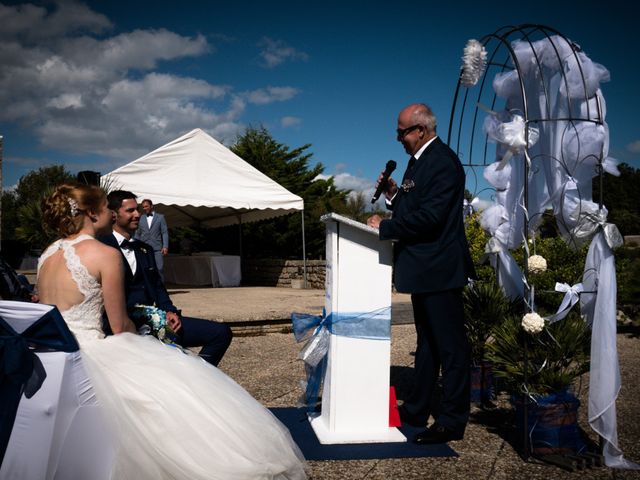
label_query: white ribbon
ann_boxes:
[299,325,330,367]
[546,282,584,323]
[480,106,540,171]
[484,236,504,254]
[570,208,623,250]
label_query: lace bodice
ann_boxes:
[38,234,104,343]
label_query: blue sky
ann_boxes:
[1,0,637,203]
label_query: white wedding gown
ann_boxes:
[38,235,307,480]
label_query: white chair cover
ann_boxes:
[0,301,115,480]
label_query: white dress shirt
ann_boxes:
[112,231,137,275]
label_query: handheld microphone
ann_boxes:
[371,160,397,203]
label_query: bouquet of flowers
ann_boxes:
[129,304,179,345]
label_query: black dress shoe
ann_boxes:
[398,406,427,427]
[413,423,464,444]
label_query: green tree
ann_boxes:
[1,191,19,241]
[15,165,74,206]
[340,192,389,224]
[231,126,350,258]
[464,212,493,283]
[7,165,75,252]
[593,162,640,235]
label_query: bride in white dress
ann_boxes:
[36,183,307,480]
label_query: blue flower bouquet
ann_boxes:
[129,304,179,345]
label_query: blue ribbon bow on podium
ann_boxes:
[291,307,391,411]
[0,304,79,466]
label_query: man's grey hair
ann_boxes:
[412,104,437,132]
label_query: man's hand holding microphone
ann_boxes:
[367,160,397,229]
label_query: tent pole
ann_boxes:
[238,216,243,284]
[301,210,307,288]
[0,134,3,252]
[237,215,243,257]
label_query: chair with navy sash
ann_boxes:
[0,300,114,479]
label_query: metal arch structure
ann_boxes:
[447,24,605,213]
[446,24,608,463]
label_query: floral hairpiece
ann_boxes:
[68,198,79,217]
[460,39,487,88]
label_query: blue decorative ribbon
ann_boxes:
[0,306,79,466]
[291,307,391,411]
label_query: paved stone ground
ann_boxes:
[170,286,640,479]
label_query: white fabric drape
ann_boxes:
[479,34,637,468]
[581,233,638,468]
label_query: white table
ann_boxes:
[163,254,241,287]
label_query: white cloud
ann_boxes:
[331,172,374,192]
[245,86,300,105]
[0,2,297,162]
[315,172,374,197]
[0,1,112,42]
[626,140,640,153]
[258,37,309,68]
[281,116,301,128]
[48,93,84,109]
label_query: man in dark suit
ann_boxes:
[99,190,232,367]
[368,103,475,444]
[134,198,169,279]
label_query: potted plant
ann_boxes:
[482,233,593,457]
[485,309,590,456]
[463,280,512,405]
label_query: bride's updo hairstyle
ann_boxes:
[42,183,106,237]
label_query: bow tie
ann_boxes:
[120,239,135,250]
[147,212,153,217]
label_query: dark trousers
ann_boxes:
[178,316,233,367]
[404,288,470,434]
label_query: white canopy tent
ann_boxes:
[102,128,307,283]
[102,128,304,228]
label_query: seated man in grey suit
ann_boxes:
[99,190,232,366]
[134,198,168,279]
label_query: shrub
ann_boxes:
[512,236,589,316]
[486,310,591,396]
[463,280,515,363]
[464,213,493,283]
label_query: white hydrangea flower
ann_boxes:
[528,254,547,274]
[522,312,545,334]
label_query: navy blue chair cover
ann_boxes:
[0,304,78,465]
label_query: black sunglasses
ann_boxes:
[396,124,422,140]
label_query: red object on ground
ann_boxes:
[389,386,401,427]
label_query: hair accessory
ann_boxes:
[68,198,79,217]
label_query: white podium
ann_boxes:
[309,213,405,444]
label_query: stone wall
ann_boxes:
[242,259,325,289]
[624,235,640,248]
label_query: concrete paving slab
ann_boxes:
[210,287,640,480]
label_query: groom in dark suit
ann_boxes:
[99,190,232,366]
[368,103,475,444]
